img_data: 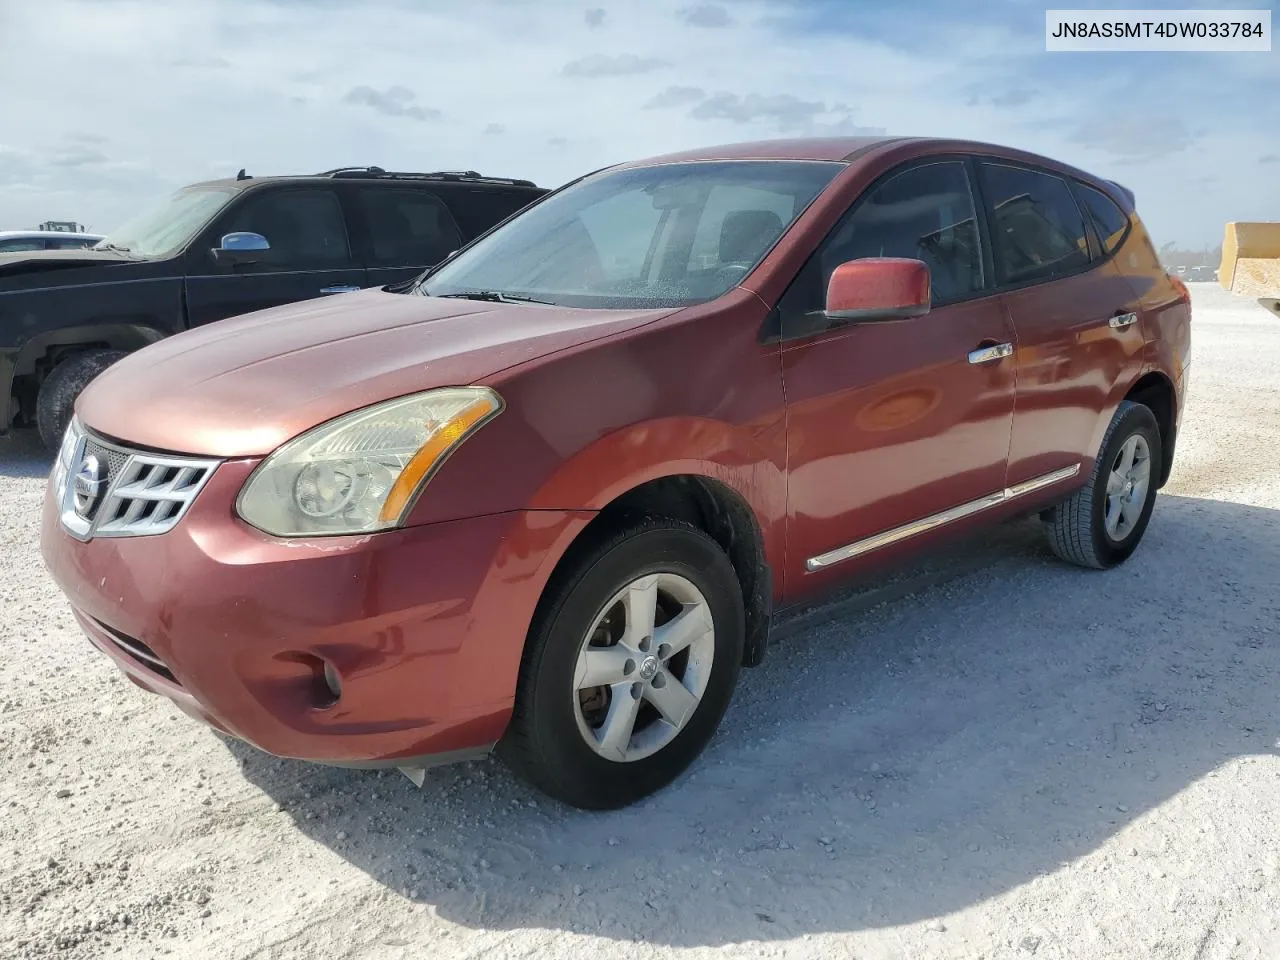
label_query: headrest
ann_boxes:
[720,209,784,263]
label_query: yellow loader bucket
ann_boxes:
[1220,221,1280,314]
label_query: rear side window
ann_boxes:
[0,239,45,252]
[51,237,96,249]
[219,188,352,268]
[446,188,542,240]
[358,188,462,268]
[777,160,985,338]
[1076,183,1130,256]
[980,163,1090,285]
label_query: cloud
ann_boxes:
[584,8,605,28]
[969,89,1036,108]
[341,85,441,121]
[548,136,569,147]
[679,4,732,28]
[1069,116,1197,162]
[163,54,231,69]
[689,92,826,131]
[1262,154,1279,165]
[644,85,706,108]
[48,145,110,168]
[651,87,883,135]
[562,53,669,78]
[483,122,506,135]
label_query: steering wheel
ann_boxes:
[714,262,752,282]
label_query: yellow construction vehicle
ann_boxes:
[1219,221,1280,315]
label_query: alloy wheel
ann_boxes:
[1104,433,1151,541]
[571,572,715,762]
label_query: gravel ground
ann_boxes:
[1,282,1278,960]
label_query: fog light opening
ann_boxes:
[319,660,342,708]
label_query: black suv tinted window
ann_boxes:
[358,188,462,268]
[1076,183,1130,256]
[446,189,540,240]
[778,160,984,338]
[219,188,351,269]
[980,163,1089,285]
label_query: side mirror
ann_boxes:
[825,257,931,322]
[212,232,270,265]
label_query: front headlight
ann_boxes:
[236,387,502,537]
[51,417,82,500]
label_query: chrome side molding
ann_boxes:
[805,463,1082,572]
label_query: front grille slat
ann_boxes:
[58,425,221,541]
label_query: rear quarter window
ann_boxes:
[0,239,46,252]
[446,188,544,240]
[357,187,462,267]
[1075,183,1131,257]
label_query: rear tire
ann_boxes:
[36,349,127,451]
[498,518,745,810]
[1042,400,1162,569]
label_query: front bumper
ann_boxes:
[40,456,593,765]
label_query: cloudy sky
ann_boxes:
[0,0,1276,248]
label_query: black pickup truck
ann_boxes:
[0,166,546,449]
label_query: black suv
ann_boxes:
[0,166,546,449]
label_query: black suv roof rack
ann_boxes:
[314,166,538,188]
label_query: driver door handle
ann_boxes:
[967,342,1014,365]
[321,285,362,295]
[1109,311,1138,329]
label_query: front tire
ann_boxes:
[1042,400,1162,569]
[36,349,128,450]
[498,518,745,810]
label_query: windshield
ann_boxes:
[94,186,237,258]
[418,160,843,309]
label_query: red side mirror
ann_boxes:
[825,257,931,322]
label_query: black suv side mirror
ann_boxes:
[212,232,270,265]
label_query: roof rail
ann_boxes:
[315,166,538,188]
[316,166,386,177]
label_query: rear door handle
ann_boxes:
[967,342,1014,365]
[320,285,362,295]
[1108,312,1138,329]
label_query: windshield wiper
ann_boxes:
[94,242,133,254]
[433,290,554,305]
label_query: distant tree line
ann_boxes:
[1159,242,1222,270]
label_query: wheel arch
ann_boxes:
[537,472,775,668]
[4,324,167,431]
[13,323,167,380]
[1085,369,1178,490]
[1123,371,1177,488]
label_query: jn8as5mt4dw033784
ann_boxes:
[41,137,1190,810]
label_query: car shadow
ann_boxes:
[213,492,1278,944]
[0,430,52,479]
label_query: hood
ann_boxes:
[78,287,677,457]
[0,248,148,285]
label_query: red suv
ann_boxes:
[40,137,1191,810]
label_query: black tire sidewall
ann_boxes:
[511,523,744,810]
[1089,403,1162,566]
[36,350,127,450]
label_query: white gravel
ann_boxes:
[2,282,1278,960]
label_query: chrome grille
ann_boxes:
[83,438,130,483]
[55,421,221,541]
